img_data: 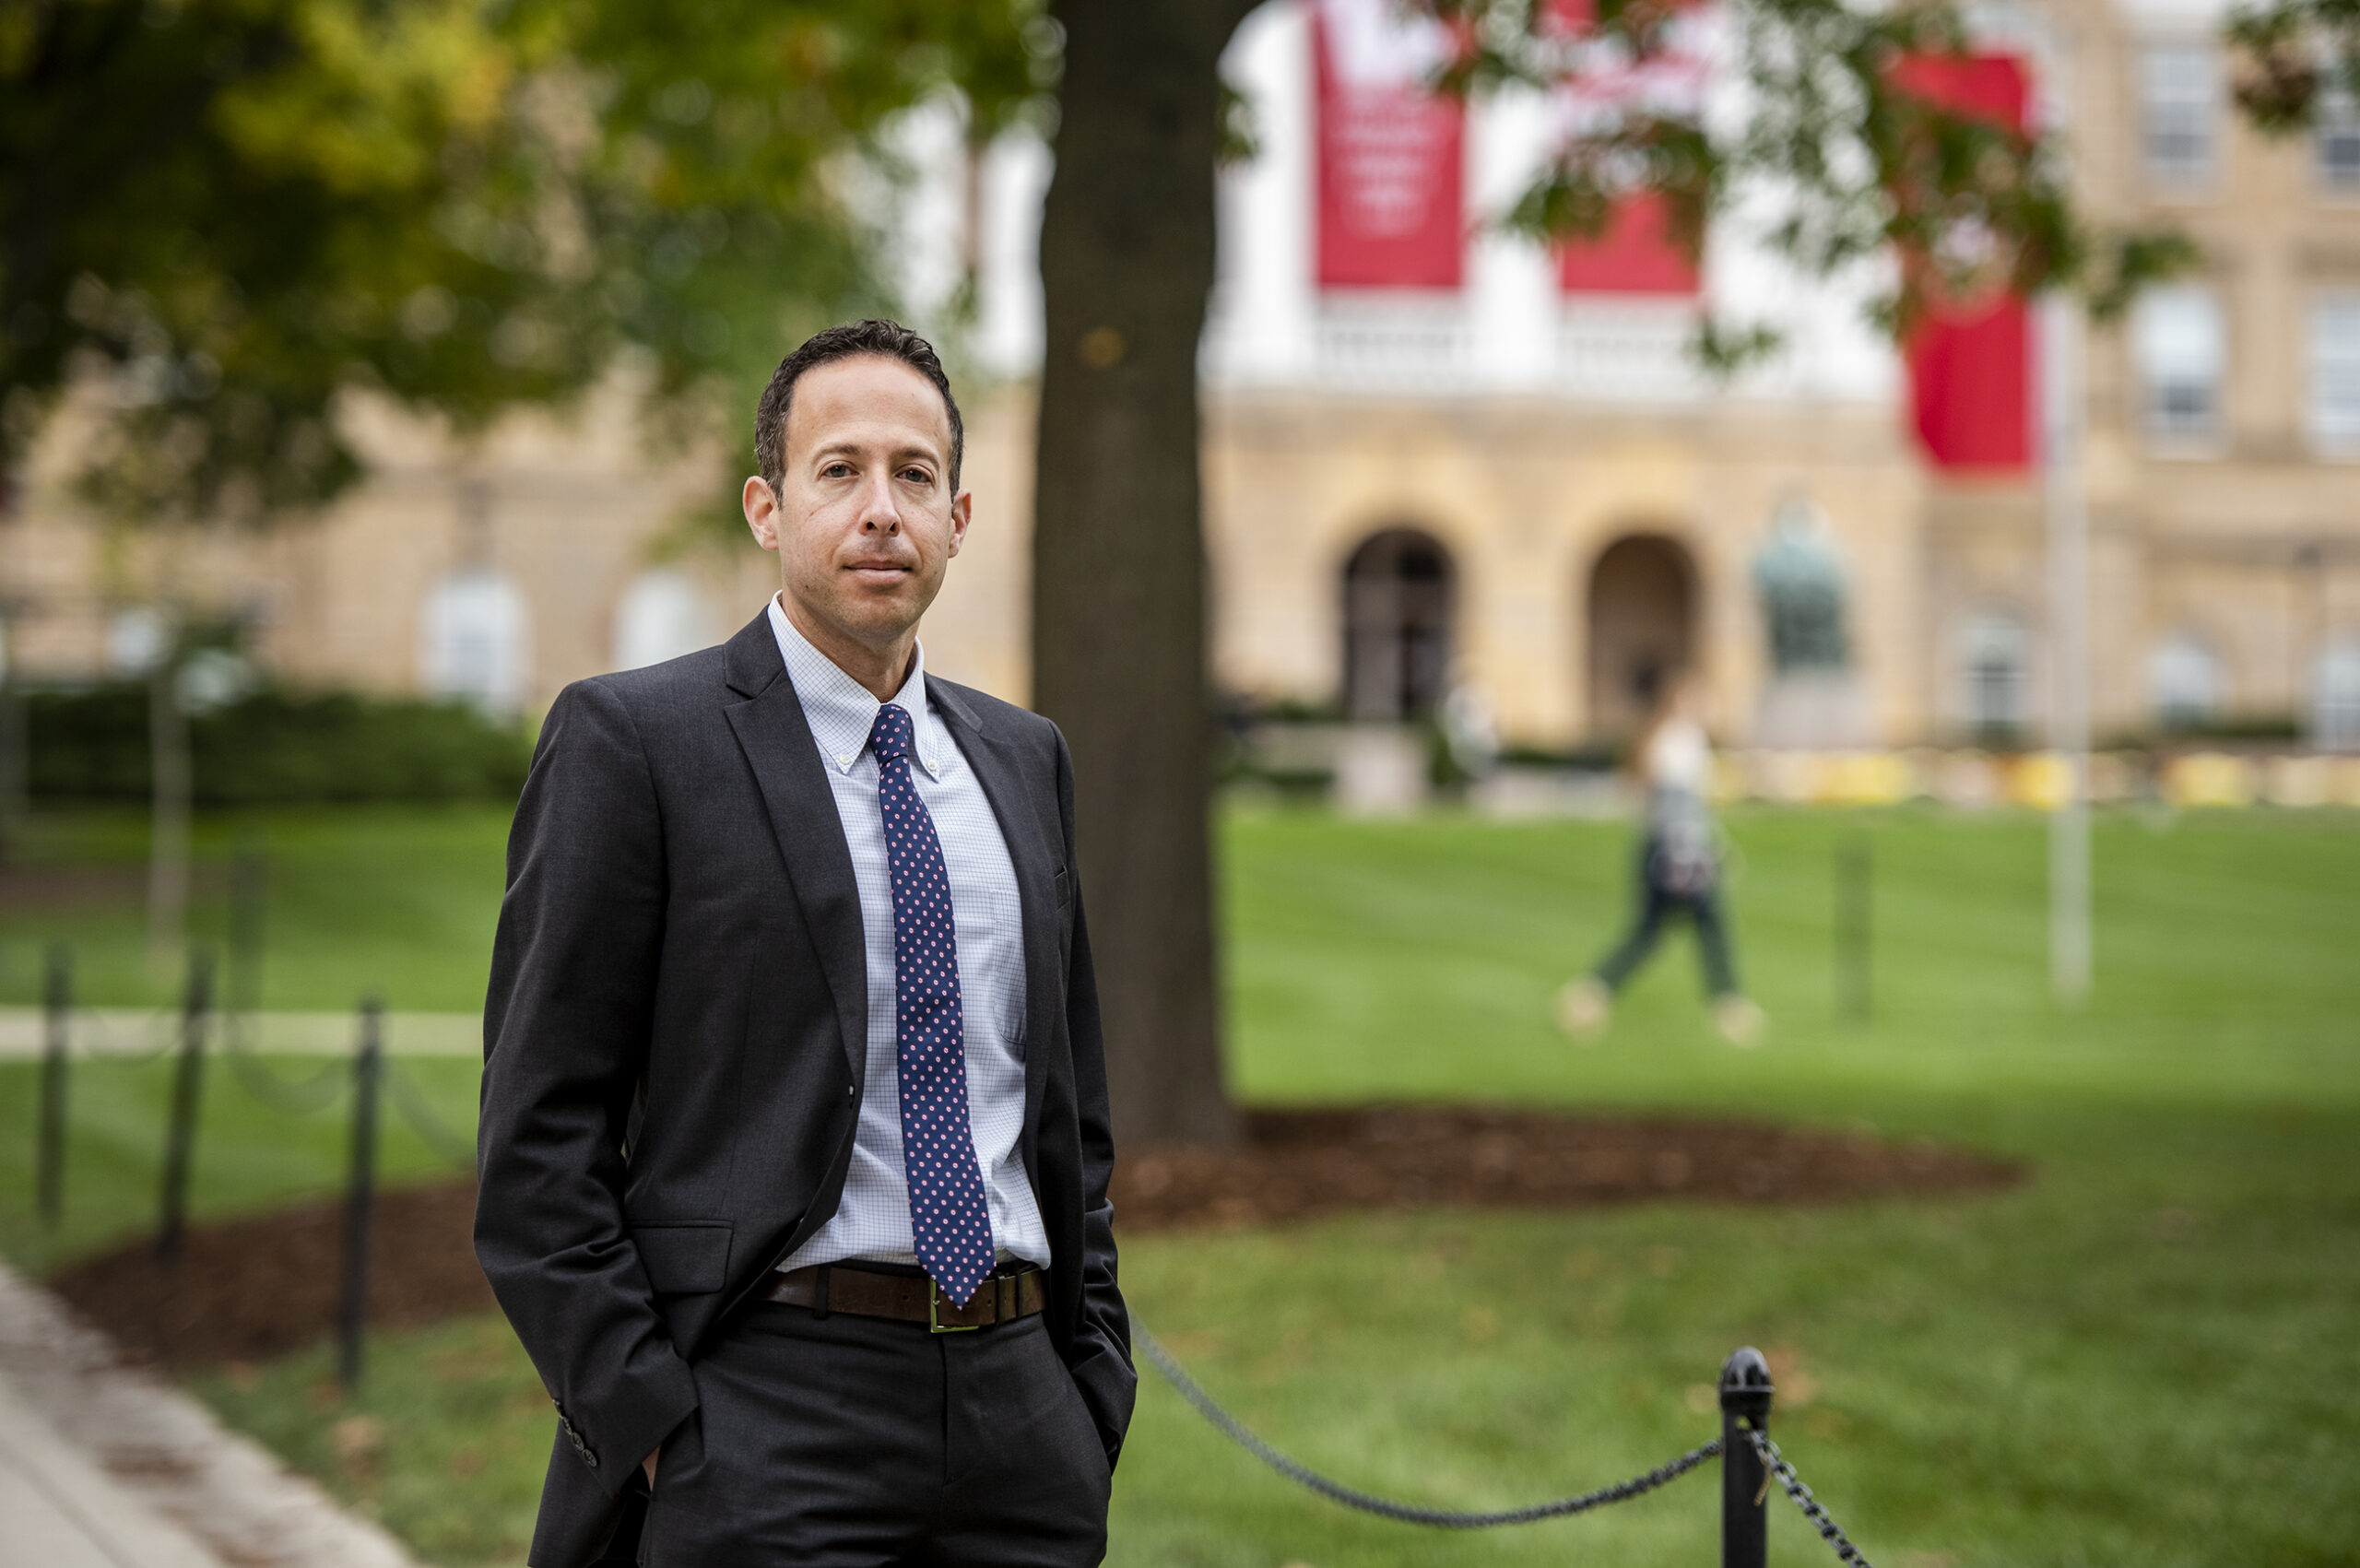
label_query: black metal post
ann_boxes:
[337,997,384,1391]
[0,674,25,867]
[36,943,70,1230]
[154,947,214,1265]
[1835,831,1872,1024]
[1720,1346,1775,1568]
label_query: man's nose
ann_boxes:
[855,470,901,534]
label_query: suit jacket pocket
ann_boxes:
[632,1221,733,1295]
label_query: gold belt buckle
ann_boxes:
[929,1279,982,1334]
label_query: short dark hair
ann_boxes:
[754,319,963,497]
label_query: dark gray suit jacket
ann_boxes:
[475,611,1135,1568]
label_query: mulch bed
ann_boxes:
[52,1185,496,1371]
[1116,1106,2022,1231]
[52,1107,2020,1369]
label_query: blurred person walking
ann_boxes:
[477,321,1130,1568]
[1555,671,1763,1045]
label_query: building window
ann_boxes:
[2319,88,2360,192]
[2134,286,2225,443]
[2315,639,2360,751]
[106,607,169,677]
[2148,632,2220,731]
[612,568,716,671]
[1960,608,2029,742]
[2140,43,2217,186]
[2310,296,2360,453]
[421,569,530,715]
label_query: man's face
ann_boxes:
[745,354,969,654]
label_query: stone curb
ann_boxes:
[0,1260,419,1568]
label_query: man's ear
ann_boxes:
[945,489,973,560]
[743,477,781,552]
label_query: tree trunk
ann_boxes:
[1032,0,1254,1145]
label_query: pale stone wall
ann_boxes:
[261,391,753,706]
[917,393,1033,701]
[1914,0,2360,741]
[0,379,768,714]
[1198,391,1925,748]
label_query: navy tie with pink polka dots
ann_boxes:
[868,701,996,1307]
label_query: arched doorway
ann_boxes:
[1341,528,1456,721]
[1585,534,1697,737]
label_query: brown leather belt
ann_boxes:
[759,1263,1046,1333]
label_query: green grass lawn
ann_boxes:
[0,1052,484,1276]
[0,806,509,1012]
[4,803,2356,1567]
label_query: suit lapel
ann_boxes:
[929,676,1060,1126]
[719,614,867,1080]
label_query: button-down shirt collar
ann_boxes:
[766,595,947,781]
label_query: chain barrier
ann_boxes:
[384,1055,478,1173]
[1746,1428,1876,1568]
[53,995,468,1161]
[1135,1326,1720,1528]
[218,1009,349,1114]
[72,1004,181,1067]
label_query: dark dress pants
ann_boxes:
[639,1301,1112,1568]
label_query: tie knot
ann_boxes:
[867,701,915,765]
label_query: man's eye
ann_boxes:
[901,468,931,485]
[822,463,852,477]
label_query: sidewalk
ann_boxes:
[0,1373,221,1568]
[0,1008,481,1059]
[0,1262,419,1568]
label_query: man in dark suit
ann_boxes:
[476,319,1133,1567]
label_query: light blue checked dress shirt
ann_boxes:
[767,596,1051,1274]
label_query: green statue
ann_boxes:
[1752,499,1850,674]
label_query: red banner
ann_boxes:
[1541,0,1706,295]
[1314,0,1466,290]
[1555,190,1700,294]
[1894,53,2034,472]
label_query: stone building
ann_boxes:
[3,0,2355,755]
